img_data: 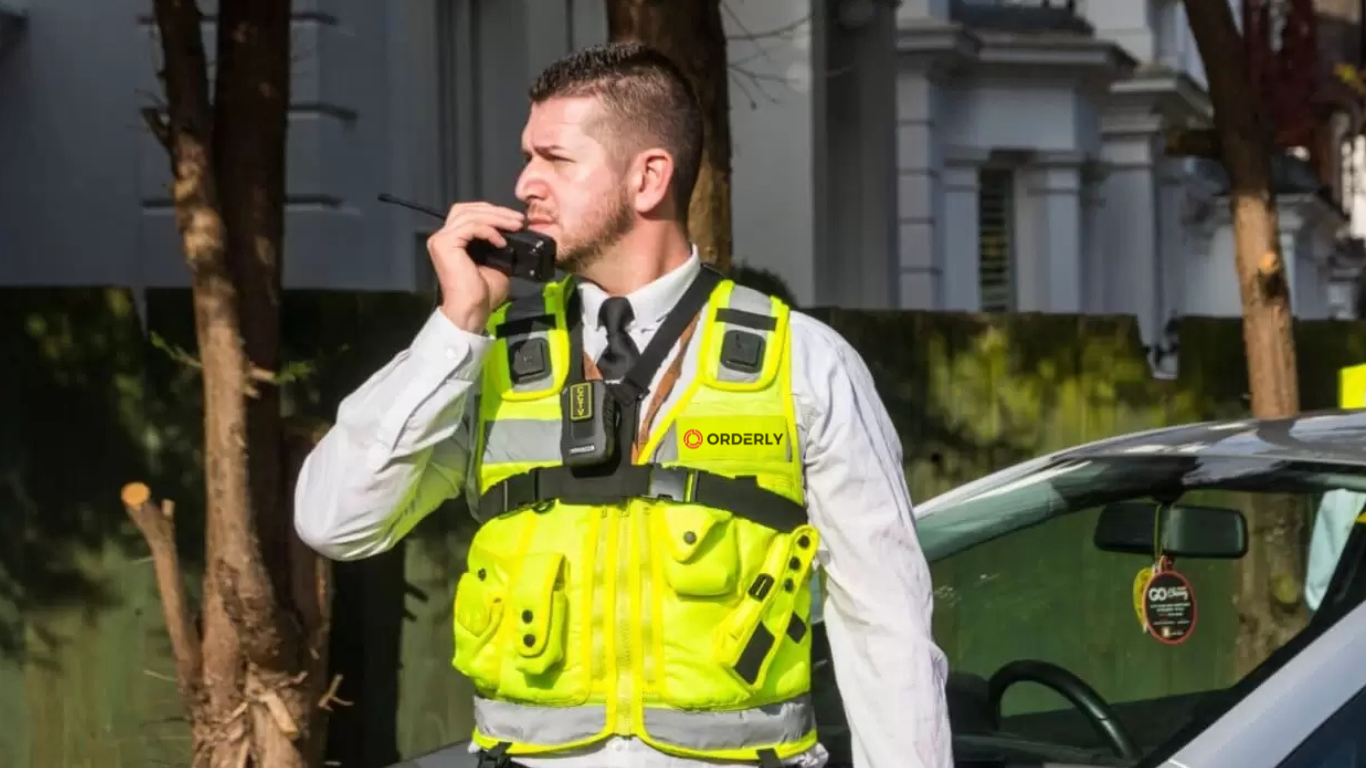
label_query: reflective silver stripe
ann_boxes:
[652,423,678,462]
[473,694,815,750]
[474,698,605,744]
[717,285,777,385]
[483,419,561,465]
[645,696,815,750]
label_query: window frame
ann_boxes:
[1138,519,1366,768]
[977,166,1016,313]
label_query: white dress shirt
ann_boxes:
[1305,489,1364,612]
[293,252,954,768]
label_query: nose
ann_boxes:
[515,162,545,205]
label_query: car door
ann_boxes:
[1274,683,1366,768]
[1152,515,1366,768]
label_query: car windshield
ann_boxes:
[914,453,1366,767]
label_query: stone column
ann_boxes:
[1019,151,1084,312]
[1079,160,1108,312]
[940,146,991,311]
[1098,129,1161,346]
[1156,158,1189,339]
[893,70,943,309]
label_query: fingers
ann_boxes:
[443,202,525,235]
[468,224,508,249]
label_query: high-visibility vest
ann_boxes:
[451,271,821,765]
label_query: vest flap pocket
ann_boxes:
[510,552,567,675]
[656,505,739,597]
[454,570,502,641]
[712,574,776,690]
[713,525,820,691]
[452,569,505,692]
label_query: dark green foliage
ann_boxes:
[3,288,1365,766]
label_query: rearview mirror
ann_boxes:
[1094,501,1248,559]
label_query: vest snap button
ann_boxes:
[797,534,810,549]
[784,579,794,592]
[522,610,533,623]
[683,531,697,545]
[522,634,535,647]
[477,568,487,580]
[788,557,800,570]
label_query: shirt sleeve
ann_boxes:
[788,312,954,768]
[1305,489,1365,611]
[293,308,495,561]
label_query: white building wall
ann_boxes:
[0,0,838,306]
[723,0,817,306]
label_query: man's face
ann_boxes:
[515,95,634,273]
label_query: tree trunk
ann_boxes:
[1182,0,1307,676]
[606,0,733,271]
[132,0,334,765]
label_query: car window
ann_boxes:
[1277,685,1366,768]
[919,456,1366,767]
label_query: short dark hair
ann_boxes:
[529,42,704,224]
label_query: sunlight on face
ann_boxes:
[514,95,634,272]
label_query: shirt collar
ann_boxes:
[576,245,702,332]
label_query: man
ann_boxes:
[1305,488,1364,612]
[294,42,952,768]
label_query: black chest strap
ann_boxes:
[478,464,809,533]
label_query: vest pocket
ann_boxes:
[654,505,740,597]
[509,552,566,674]
[494,551,590,706]
[712,524,821,696]
[452,567,506,694]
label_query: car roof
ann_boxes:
[1051,408,1366,466]
[914,408,1366,517]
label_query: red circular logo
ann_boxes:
[683,429,704,449]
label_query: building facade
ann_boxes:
[894,0,1363,375]
[0,0,1361,371]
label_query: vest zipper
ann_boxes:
[592,509,608,685]
[639,506,655,690]
[614,506,632,733]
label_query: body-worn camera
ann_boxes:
[560,381,619,467]
[375,193,558,283]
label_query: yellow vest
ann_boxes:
[450,271,821,765]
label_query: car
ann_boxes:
[390,409,1366,768]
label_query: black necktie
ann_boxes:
[597,296,639,381]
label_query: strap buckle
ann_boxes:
[477,742,511,768]
[646,466,692,502]
[498,470,543,514]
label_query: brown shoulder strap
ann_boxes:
[633,314,701,462]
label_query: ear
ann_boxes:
[630,148,675,215]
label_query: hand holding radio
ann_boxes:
[379,193,560,334]
[425,202,523,333]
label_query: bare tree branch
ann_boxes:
[121,482,202,711]
[725,12,811,41]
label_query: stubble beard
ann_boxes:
[558,187,635,276]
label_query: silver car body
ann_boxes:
[914,409,1366,768]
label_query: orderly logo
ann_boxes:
[682,428,785,448]
[676,416,790,459]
